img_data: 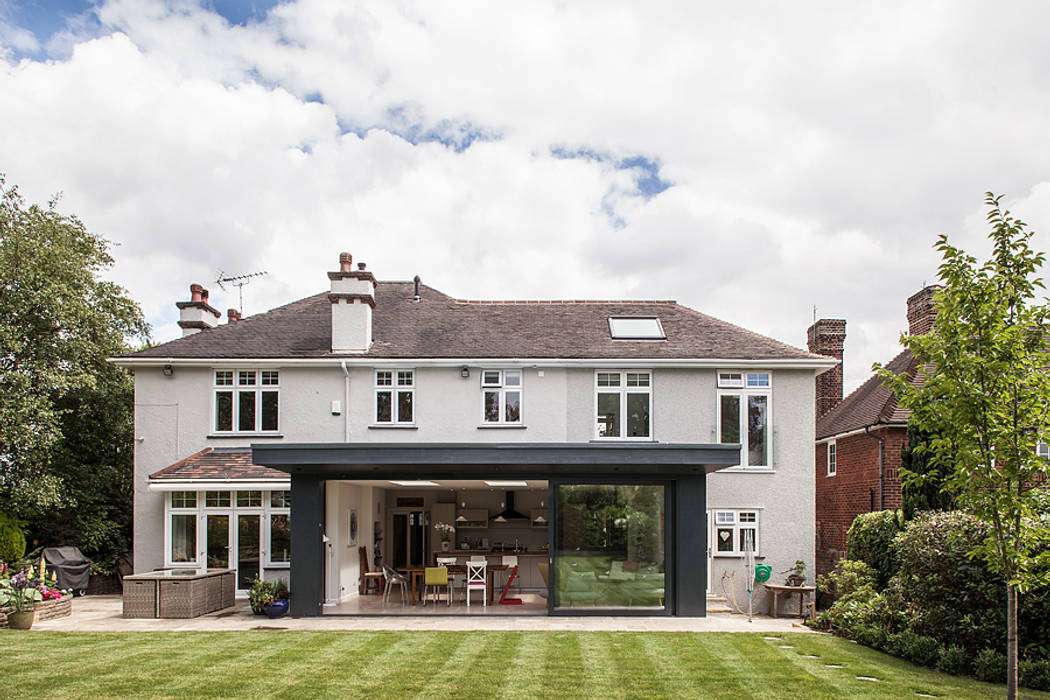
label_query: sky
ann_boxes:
[4,1,1050,394]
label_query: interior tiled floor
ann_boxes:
[325,588,548,615]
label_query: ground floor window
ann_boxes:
[553,484,666,610]
[165,488,290,589]
[712,509,760,556]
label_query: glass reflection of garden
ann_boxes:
[554,484,665,609]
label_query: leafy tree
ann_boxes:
[900,423,957,519]
[878,193,1050,699]
[0,176,148,572]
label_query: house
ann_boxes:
[113,252,836,616]
[807,285,938,576]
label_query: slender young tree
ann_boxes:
[878,193,1050,699]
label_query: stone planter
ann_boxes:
[0,594,72,628]
[6,610,35,630]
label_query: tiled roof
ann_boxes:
[149,448,287,481]
[123,282,827,361]
[816,349,919,440]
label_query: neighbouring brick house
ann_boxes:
[807,286,938,576]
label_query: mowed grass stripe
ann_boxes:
[493,631,547,700]
[407,631,519,700]
[577,632,667,698]
[541,632,586,696]
[241,631,368,699]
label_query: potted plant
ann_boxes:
[265,580,290,619]
[433,521,456,552]
[782,560,807,587]
[248,575,290,618]
[0,568,44,629]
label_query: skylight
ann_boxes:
[608,316,666,340]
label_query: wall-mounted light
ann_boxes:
[460,367,470,378]
[162,365,174,377]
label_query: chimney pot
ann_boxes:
[339,252,353,273]
[357,262,366,270]
[227,308,241,323]
[907,285,940,336]
[201,288,209,303]
[190,283,203,303]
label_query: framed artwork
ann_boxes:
[348,509,359,545]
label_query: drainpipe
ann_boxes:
[865,425,884,510]
[341,361,350,443]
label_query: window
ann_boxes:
[713,510,760,556]
[608,316,666,340]
[375,370,414,423]
[827,442,837,476]
[164,489,291,571]
[481,370,522,423]
[213,370,279,433]
[717,371,771,468]
[1038,441,1049,459]
[595,371,651,439]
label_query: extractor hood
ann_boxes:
[490,491,530,522]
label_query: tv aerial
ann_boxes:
[215,270,268,313]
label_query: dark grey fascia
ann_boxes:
[251,442,741,479]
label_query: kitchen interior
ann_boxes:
[327,479,550,615]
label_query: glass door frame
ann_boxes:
[547,478,675,617]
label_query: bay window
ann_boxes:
[375,370,414,424]
[717,371,771,468]
[481,370,522,424]
[213,370,279,433]
[595,371,651,439]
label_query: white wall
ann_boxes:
[324,481,378,604]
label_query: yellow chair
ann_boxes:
[423,566,451,606]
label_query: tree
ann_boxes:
[899,423,957,519]
[878,193,1050,699]
[0,176,149,571]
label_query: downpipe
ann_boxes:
[341,361,350,443]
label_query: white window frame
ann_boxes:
[164,489,292,573]
[716,370,773,469]
[374,369,415,424]
[212,369,280,434]
[827,441,837,476]
[480,369,524,424]
[1037,441,1049,459]
[594,370,653,440]
[711,509,761,557]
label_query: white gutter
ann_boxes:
[816,421,906,443]
[341,360,350,442]
[111,356,838,371]
[148,479,290,491]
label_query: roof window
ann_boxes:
[608,316,666,340]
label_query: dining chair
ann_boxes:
[466,561,487,607]
[436,556,460,599]
[423,566,452,607]
[500,555,520,598]
[381,564,408,606]
[359,546,384,595]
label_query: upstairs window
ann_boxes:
[717,371,771,468]
[827,442,837,476]
[376,370,414,424]
[213,370,279,433]
[481,370,522,424]
[595,371,651,439]
[608,316,666,340]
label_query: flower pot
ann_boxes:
[441,541,450,552]
[263,598,289,619]
[6,610,35,630]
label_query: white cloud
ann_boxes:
[3,0,1050,393]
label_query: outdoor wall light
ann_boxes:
[460,367,470,378]
[162,365,174,377]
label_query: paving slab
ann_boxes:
[28,595,814,633]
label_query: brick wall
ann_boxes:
[815,426,907,575]
[807,319,846,417]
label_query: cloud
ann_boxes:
[3,1,1050,394]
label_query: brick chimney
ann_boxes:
[227,308,241,323]
[807,318,846,418]
[176,283,221,336]
[907,285,940,336]
[328,252,376,353]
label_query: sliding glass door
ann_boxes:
[552,484,668,612]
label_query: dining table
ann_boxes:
[398,564,509,605]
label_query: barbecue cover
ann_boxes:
[43,546,91,591]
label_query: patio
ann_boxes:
[29,595,812,633]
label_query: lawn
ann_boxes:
[0,631,1043,699]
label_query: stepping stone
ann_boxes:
[856,676,880,682]
[825,664,844,668]
[800,654,820,658]
[778,645,795,649]
[762,636,781,641]
[915,693,937,698]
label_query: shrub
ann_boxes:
[899,631,940,667]
[974,648,1007,684]
[1021,659,1050,692]
[0,512,27,563]
[936,645,968,676]
[846,510,904,586]
[818,559,877,599]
